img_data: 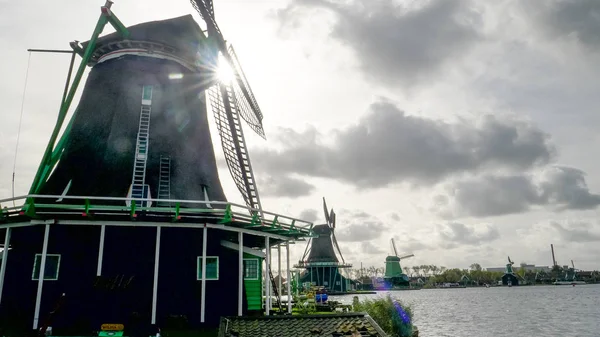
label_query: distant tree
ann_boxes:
[404,267,412,276]
[470,263,482,271]
[412,266,420,277]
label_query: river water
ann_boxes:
[330,284,600,337]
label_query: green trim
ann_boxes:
[219,204,233,223]
[271,215,280,228]
[28,13,110,196]
[84,199,91,215]
[106,11,130,39]
[129,201,136,218]
[24,201,37,218]
[250,212,261,227]
[173,202,181,221]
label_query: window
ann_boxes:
[142,85,153,101]
[243,259,259,280]
[197,256,219,280]
[324,281,329,286]
[336,281,341,285]
[32,254,61,281]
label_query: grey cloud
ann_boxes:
[550,221,600,243]
[258,175,316,198]
[392,236,429,253]
[434,166,600,218]
[334,211,388,242]
[390,213,401,221]
[278,0,482,87]
[360,241,385,255]
[524,0,600,48]
[298,208,319,222]
[252,100,555,188]
[436,222,500,248]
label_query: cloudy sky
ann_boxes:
[2,0,600,271]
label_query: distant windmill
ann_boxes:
[383,238,414,287]
[295,197,352,292]
[502,256,519,286]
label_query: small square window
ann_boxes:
[324,281,329,286]
[197,256,219,280]
[244,259,259,280]
[336,281,341,285]
[32,254,61,281]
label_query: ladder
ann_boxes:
[268,270,283,313]
[157,155,171,206]
[130,85,153,207]
[209,83,262,215]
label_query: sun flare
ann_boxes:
[216,54,235,83]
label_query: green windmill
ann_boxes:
[383,238,414,288]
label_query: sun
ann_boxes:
[216,54,235,83]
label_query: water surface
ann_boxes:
[330,284,600,336]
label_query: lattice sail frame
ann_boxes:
[190,0,266,212]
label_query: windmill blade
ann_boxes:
[301,237,312,261]
[205,0,214,17]
[331,210,336,229]
[228,45,265,138]
[391,238,399,257]
[331,232,345,264]
[190,1,265,138]
[323,197,330,224]
[329,209,335,228]
[398,253,415,260]
[190,1,222,37]
[208,82,262,213]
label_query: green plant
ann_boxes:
[352,295,414,337]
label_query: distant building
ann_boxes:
[485,265,552,273]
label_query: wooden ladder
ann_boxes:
[268,270,283,313]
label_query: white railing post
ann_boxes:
[0,228,11,305]
[33,224,50,329]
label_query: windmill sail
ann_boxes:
[190,0,265,212]
[209,82,261,211]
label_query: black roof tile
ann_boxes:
[218,313,388,337]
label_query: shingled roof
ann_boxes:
[217,313,389,337]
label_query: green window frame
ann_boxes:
[243,258,259,280]
[32,254,61,281]
[142,85,153,101]
[197,256,219,280]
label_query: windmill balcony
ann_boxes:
[293,261,352,269]
[0,194,314,241]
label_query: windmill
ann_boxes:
[383,238,414,287]
[29,0,267,217]
[0,2,320,334]
[502,256,519,286]
[295,197,352,292]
